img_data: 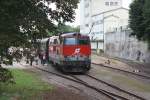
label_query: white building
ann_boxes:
[80,0,130,50]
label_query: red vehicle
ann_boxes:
[48,32,91,73]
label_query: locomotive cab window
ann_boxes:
[63,38,76,45]
[54,39,58,44]
[63,37,90,45]
[78,38,90,45]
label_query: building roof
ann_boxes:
[92,7,129,17]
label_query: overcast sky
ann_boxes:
[123,0,132,8]
[67,0,132,27]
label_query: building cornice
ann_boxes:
[92,7,129,17]
[104,14,120,19]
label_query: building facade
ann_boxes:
[80,0,129,50]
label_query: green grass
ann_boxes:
[0,69,54,100]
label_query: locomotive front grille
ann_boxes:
[62,61,90,66]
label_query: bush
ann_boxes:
[0,66,14,84]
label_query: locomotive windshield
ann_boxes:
[63,38,90,45]
[64,38,76,45]
[78,39,90,45]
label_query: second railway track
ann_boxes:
[92,63,150,80]
[86,74,144,99]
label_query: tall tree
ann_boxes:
[129,0,150,48]
[143,0,150,44]
[129,0,145,40]
[0,0,79,52]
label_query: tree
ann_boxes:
[143,0,150,44]
[129,0,150,48]
[56,24,80,33]
[0,0,79,41]
[129,0,145,40]
[0,0,79,83]
[0,0,79,56]
[74,26,80,32]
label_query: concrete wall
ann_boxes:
[91,41,104,50]
[105,30,150,63]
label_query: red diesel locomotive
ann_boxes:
[40,32,91,73]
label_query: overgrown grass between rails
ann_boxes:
[0,69,54,100]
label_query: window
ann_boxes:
[115,2,118,6]
[64,38,76,45]
[85,13,89,17]
[105,1,119,6]
[110,2,113,6]
[63,38,90,45]
[54,39,58,44]
[85,3,89,8]
[78,39,90,45]
[85,24,89,27]
[100,31,104,34]
[49,39,54,45]
[105,2,109,6]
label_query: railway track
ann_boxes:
[114,59,150,76]
[70,75,145,100]
[35,66,146,100]
[92,63,150,80]
[81,74,145,100]
[35,66,130,100]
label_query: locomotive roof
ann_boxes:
[61,32,89,38]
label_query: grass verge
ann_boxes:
[0,69,53,100]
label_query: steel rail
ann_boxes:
[35,66,128,100]
[86,74,146,100]
[92,63,150,80]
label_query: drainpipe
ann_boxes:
[103,14,105,53]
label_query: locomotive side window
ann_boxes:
[57,38,60,44]
[64,38,76,45]
[49,39,52,45]
[60,37,63,44]
[54,39,58,44]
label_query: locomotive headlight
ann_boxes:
[62,56,69,61]
[64,56,68,60]
[79,55,90,61]
[84,55,91,61]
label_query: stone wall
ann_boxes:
[105,30,150,63]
